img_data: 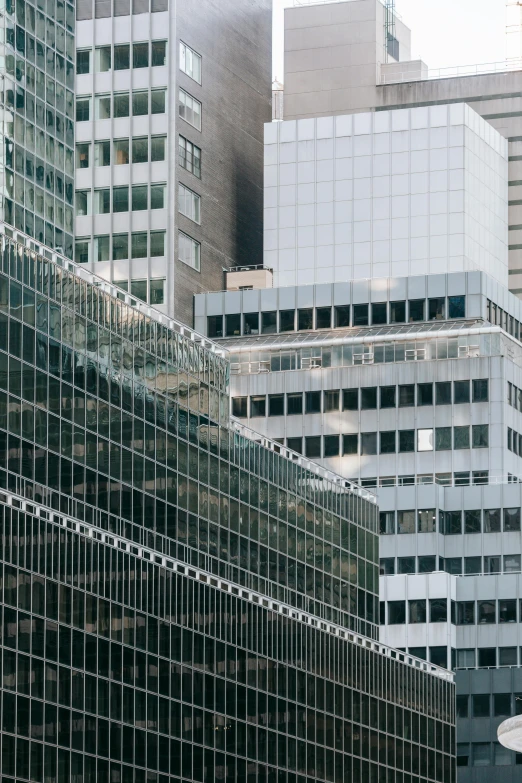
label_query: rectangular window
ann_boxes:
[323,390,339,412]
[95,94,111,120]
[380,559,395,575]
[444,510,462,535]
[379,511,395,534]
[95,46,111,72]
[418,509,436,533]
[484,508,500,532]
[342,434,358,455]
[353,304,368,326]
[279,310,295,332]
[112,234,128,261]
[75,239,90,264]
[342,389,358,411]
[334,305,350,328]
[371,302,387,325]
[151,183,166,210]
[398,557,415,574]
[388,601,406,624]
[398,384,414,407]
[132,137,148,163]
[112,186,129,213]
[132,90,149,116]
[380,431,395,454]
[151,41,167,67]
[179,136,201,177]
[94,189,110,214]
[456,696,469,718]
[399,430,414,452]
[472,379,488,402]
[397,510,415,534]
[113,139,129,165]
[418,555,436,573]
[464,556,481,574]
[76,97,90,121]
[133,42,149,68]
[478,600,496,624]
[150,279,165,306]
[457,649,476,668]
[225,315,241,337]
[178,183,200,223]
[305,391,321,414]
[305,436,321,459]
[464,510,481,533]
[417,429,433,452]
[179,41,201,83]
[472,695,490,718]
[179,88,202,131]
[448,295,465,318]
[428,297,445,320]
[361,387,377,409]
[287,394,302,415]
[95,235,110,261]
[150,231,165,257]
[130,279,147,303]
[287,437,302,454]
[499,599,517,623]
[454,380,469,404]
[250,396,266,418]
[151,136,166,162]
[478,648,496,668]
[75,190,91,216]
[178,231,200,271]
[114,92,130,117]
[430,599,447,622]
[232,398,247,418]
[131,233,148,259]
[417,383,433,406]
[484,555,501,573]
[114,44,130,70]
[408,299,425,322]
[380,386,396,408]
[244,313,259,336]
[505,554,521,573]
[76,49,91,74]
[435,382,451,405]
[268,395,284,417]
[435,427,451,451]
[324,435,339,457]
[132,185,148,211]
[76,143,90,169]
[457,602,475,625]
[151,89,166,114]
[454,426,470,450]
[298,308,313,331]
[261,312,277,334]
[361,432,377,455]
[316,307,331,329]
[472,424,488,448]
[390,301,405,323]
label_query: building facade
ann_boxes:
[0,231,455,782]
[72,0,272,324]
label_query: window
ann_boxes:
[287,437,302,454]
[151,89,166,114]
[478,601,496,624]
[130,280,147,302]
[457,649,475,669]
[232,397,247,418]
[150,232,165,257]
[457,602,475,625]
[408,299,425,322]
[261,312,277,334]
[305,436,321,459]
[342,389,358,411]
[505,554,521,573]
[454,380,469,404]
[113,187,129,213]
[297,308,313,331]
[390,301,405,323]
[371,302,387,325]
[75,239,90,264]
[478,648,496,668]
[454,426,470,450]
[397,510,415,534]
[417,383,433,406]
[472,695,490,718]
[244,313,259,336]
[95,46,111,72]
[429,647,447,668]
[418,555,436,573]
[456,696,469,718]
[448,295,465,318]
[152,41,167,67]
[131,232,148,259]
[380,386,395,408]
[179,88,202,131]
[305,391,321,414]
[484,555,501,574]
[178,184,200,223]
[316,307,331,329]
[484,509,500,533]
[178,231,200,271]
[287,394,302,415]
[456,744,469,767]
[417,429,433,451]
[323,390,339,412]
[399,430,414,452]
[225,315,240,338]
[472,424,488,448]
[409,647,427,660]
[464,556,481,574]
[95,140,111,166]
[334,305,350,328]
[179,42,201,83]
[361,432,377,456]
[132,90,149,116]
[268,395,284,417]
[151,136,166,162]
[94,189,110,214]
[472,378,488,402]
[151,184,166,210]
[379,511,395,534]
[132,137,148,163]
[76,97,90,121]
[435,427,451,451]
[114,44,130,71]
[428,297,445,320]
[95,235,110,262]
[504,507,521,531]
[250,396,266,418]
[133,42,149,68]
[435,382,451,405]
[360,387,377,409]
[95,94,111,120]
[132,185,148,211]
[178,136,201,177]
[380,431,395,454]
[409,600,426,623]
[324,435,339,457]
[388,601,406,624]
[398,384,414,407]
[380,559,395,576]
[499,599,517,623]
[76,49,91,74]
[417,509,436,533]
[279,310,295,332]
[353,304,368,326]
[398,557,415,574]
[76,143,90,169]
[75,191,90,216]
[150,279,165,306]
[342,434,358,455]
[464,510,481,534]
[113,139,129,165]
[114,92,130,118]
[429,599,447,623]
[444,511,461,535]
[112,234,128,260]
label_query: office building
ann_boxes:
[72,0,272,325]
[0,230,454,782]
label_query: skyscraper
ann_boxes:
[0,232,455,782]
[72,0,272,324]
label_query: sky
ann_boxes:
[272,0,507,82]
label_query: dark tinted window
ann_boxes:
[324,435,339,457]
[334,305,350,328]
[243,312,259,335]
[380,431,395,454]
[305,391,321,414]
[207,315,223,338]
[342,434,358,455]
[388,601,406,624]
[287,394,303,415]
[454,380,469,404]
[225,313,241,337]
[448,295,465,318]
[316,307,331,329]
[287,437,302,454]
[457,602,475,625]
[353,304,368,326]
[361,387,377,409]
[298,308,313,331]
[361,432,377,455]
[408,299,425,322]
[268,394,284,417]
[428,297,445,321]
[261,311,277,334]
[417,383,433,406]
[305,436,321,458]
[430,599,447,622]
[343,389,358,410]
[418,555,436,573]
[399,430,414,452]
[250,396,266,417]
[390,301,405,323]
[323,390,339,412]
[472,379,488,402]
[279,309,295,332]
[232,397,247,418]
[371,302,387,324]
[380,386,396,408]
[435,382,451,405]
[398,385,414,407]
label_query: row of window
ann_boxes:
[76,41,167,74]
[75,183,166,217]
[457,692,522,720]
[75,231,165,264]
[507,380,522,411]
[380,506,519,535]
[456,646,518,669]
[487,298,522,342]
[75,136,166,169]
[457,741,518,767]
[508,426,522,456]
[233,381,489,420]
[76,89,166,122]
[383,597,522,626]
[210,296,466,338]
[113,278,164,306]
[379,554,522,577]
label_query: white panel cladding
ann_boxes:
[264,103,509,288]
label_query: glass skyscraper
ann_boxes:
[1,0,75,257]
[0,233,455,781]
